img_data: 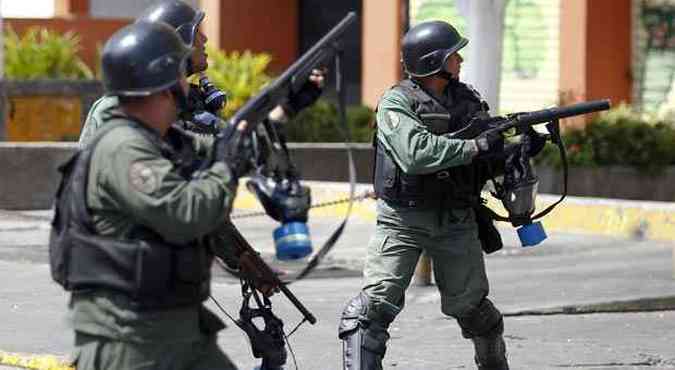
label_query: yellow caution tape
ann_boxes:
[0,352,74,370]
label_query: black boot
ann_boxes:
[472,332,509,370]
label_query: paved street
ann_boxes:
[1,209,674,369]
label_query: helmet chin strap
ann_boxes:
[436,69,457,82]
[170,84,190,115]
[185,58,194,76]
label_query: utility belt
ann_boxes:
[372,140,503,253]
[379,192,479,210]
[373,138,477,209]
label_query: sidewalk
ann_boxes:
[234,180,675,242]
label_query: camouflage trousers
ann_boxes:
[362,199,490,324]
[71,332,238,370]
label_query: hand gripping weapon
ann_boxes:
[448,99,611,246]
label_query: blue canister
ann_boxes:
[273,222,313,260]
[517,221,547,247]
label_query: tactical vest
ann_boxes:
[373,79,488,208]
[49,116,213,310]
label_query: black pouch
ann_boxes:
[474,204,503,254]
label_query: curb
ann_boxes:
[503,296,675,317]
[233,180,675,242]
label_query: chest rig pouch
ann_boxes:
[374,79,487,208]
[49,117,212,309]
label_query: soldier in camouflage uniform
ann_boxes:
[78,0,217,145]
[338,21,510,370]
[52,21,253,370]
[79,0,323,145]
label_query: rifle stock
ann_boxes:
[225,222,317,325]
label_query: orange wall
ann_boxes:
[361,0,405,109]
[586,0,632,105]
[69,0,91,17]
[560,0,632,107]
[5,17,131,71]
[219,0,298,73]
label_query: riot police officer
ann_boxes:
[78,0,323,144]
[338,21,509,370]
[53,21,250,369]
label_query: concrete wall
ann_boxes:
[0,143,75,210]
[0,143,372,210]
[536,166,675,203]
[1,143,674,210]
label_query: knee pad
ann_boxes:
[457,298,503,339]
[338,293,399,370]
[338,293,369,338]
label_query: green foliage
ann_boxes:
[203,47,273,118]
[3,26,93,80]
[414,0,467,33]
[284,99,375,142]
[536,105,675,172]
[503,0,547,78]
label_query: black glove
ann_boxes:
[212,126,254,178]
[474,128,504,160]
[283,75,323,116]
[525,128,547,156]
[192,111,221,128]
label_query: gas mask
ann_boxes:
[499,134,547,246]
[199,74,228,113]
[247,173,313,260]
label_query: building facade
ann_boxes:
[3,0,670,115]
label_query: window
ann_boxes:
[1,0,56,18]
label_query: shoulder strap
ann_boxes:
[395,79,435,105]
[71,119,136,232]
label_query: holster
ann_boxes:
[474,204,503,254]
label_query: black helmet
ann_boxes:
[137,0,205,46]
[101,21,192,96]
[401,21,468,77]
